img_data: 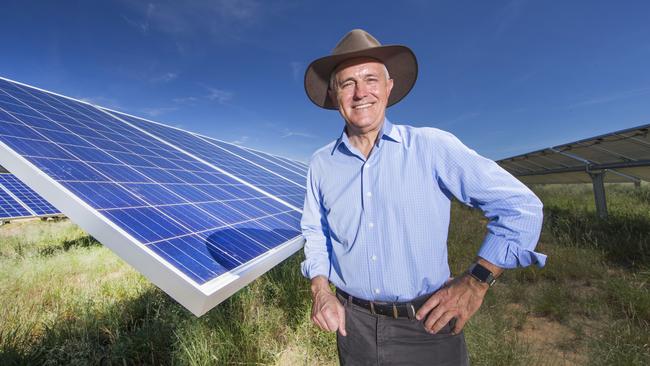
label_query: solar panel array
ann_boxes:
[497,123,650,185]
[0,172,60,218]
[0,76,306,315]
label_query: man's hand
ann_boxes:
[310,276,347,336]
[415,259,502,335]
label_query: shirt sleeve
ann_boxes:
[433,130,546,269]
[300,159,332,279]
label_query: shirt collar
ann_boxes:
[332,117,402,155]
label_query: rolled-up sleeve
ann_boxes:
[433,130,546,269]
[300,159,332,279]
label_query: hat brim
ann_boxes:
[304,45,418,110]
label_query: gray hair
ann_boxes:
[329,62,390,93]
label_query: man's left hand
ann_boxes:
[415,274,489,335]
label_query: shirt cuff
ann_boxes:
[477,235,547,269]
[300,259,330,280]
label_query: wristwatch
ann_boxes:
[468,262,497,287]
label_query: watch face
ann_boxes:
[471,263,493,282]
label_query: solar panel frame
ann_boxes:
[0,76,305,316]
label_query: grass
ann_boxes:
[1,183,649,365]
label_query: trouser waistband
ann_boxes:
[335,289,432,319]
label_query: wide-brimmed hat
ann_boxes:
[304,29,418,110]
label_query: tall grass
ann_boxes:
[1,183,648,365]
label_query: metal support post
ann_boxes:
[589,171,608,219]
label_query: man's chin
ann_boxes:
[346,120,383,134]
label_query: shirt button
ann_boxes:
[371,255,377,261]
[374,288,380,294]
[368,222,374,228]
[366,192,372,197]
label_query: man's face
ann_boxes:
[329,58,394,134]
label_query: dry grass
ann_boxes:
[0,183,648,365]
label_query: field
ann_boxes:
[1,184,649,365]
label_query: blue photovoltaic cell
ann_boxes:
[0,77,303,285]
[0,183,31,219]
[0,173,60,216]
[235,144,308,175]
[196,136,307,187]
[102,110,307,208]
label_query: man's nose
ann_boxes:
[353,82,369,99]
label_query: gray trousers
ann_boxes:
[336,297,469,366]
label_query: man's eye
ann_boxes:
[341,82,354,88]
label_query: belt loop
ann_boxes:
[370,302,376,315]
[407,303,416,320]
[392,304,398,319]
[347,294,352,307]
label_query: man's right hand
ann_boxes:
[310,276,347,336]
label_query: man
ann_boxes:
[300,29,545,365]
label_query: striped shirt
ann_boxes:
[300,119,545,302]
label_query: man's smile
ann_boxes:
[352,102,374,110]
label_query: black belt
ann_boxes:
[336,289,431,319]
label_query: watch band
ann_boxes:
[468,262,496,287]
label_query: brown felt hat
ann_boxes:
[304,29,418,110]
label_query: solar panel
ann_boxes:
[0,76,305,315]
[0,173,60,216]
[101,109,307,207]
[0,180,32,220]
[497,124,650,184]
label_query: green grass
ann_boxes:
[1,183,649,365]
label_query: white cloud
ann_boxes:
[120,0,263,43]
[281,130,316,139]
[494,0,527,37]
[150,72,178,83]
[231,135,249,145]
[567,87,650,108]
[142,106,178,117]
[290,61,303,82]
[171,85,233,106]
[172,96,199,104]
[206,87,234,104]
[122,2,155,33]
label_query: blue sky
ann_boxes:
[1,0,649,161]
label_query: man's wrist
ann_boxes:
[310,276,332,297]
[464,272,490,292]
[475,257,503,278]
[466,258,503,289]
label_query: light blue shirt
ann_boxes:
[300,119,546,302]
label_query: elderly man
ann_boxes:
[300,29,545,365]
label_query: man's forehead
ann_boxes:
[333,57,386,78]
